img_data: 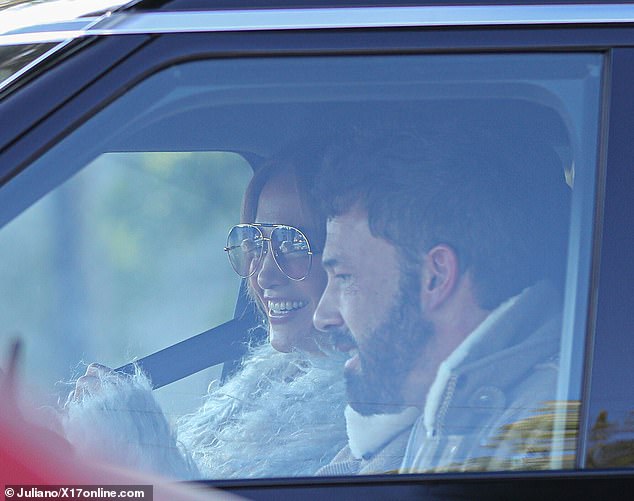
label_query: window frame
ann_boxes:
[579,47,634,469]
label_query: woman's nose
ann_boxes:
[256,245,287,289]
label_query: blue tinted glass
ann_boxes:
[0,53,603,479]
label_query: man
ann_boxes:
[313,126,571,474]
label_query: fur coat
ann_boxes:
[62,342,348,479]
[178,342,348,478]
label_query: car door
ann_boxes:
[1,3,633,497]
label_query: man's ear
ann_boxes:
[420,244,459,311]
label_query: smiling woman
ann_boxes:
[48,139,348,480]
[243,154,328,355]
[172,143,347,478]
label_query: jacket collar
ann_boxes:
[345,405,420,459]
[422,281,561,437]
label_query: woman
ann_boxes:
[62,144,347,479]
[176,147,348,478]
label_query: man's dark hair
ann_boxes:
[316,124,571,310]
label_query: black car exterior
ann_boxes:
[1,1,634,499]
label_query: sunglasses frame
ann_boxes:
[224,223,314,281]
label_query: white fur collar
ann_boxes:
[178,343,348,478]
[345,405,420,459]
[422,290,520,438]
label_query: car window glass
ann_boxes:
[0,151,251,416]
[0,52,603,478]
[0,43,55,83]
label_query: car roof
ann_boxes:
[2,0,634,41]
[0,0,133,35]
[126,0,634,11]
[3,0,634,37]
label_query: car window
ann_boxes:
[0,43,55,83]
[0,52,603,478]
[0,151,251,416]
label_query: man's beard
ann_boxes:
[345,271,433,416]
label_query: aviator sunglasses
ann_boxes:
[224,223,313,281]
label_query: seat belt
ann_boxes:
[115,315,255,390]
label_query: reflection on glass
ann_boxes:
[587,410,634,468]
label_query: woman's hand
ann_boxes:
[70,363,117,402]
[63,360,197,479]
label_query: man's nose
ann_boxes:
[313,282,343,332]
[256,246,286,289]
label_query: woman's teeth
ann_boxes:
[268,300,308,314]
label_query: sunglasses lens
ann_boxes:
[226,225,264,277]
[270,226,311,280]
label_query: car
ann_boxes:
[1,0,634,499]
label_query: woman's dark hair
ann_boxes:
[241,140,328,253]
[240,139,328,324]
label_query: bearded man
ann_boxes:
[313,126,571,474]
